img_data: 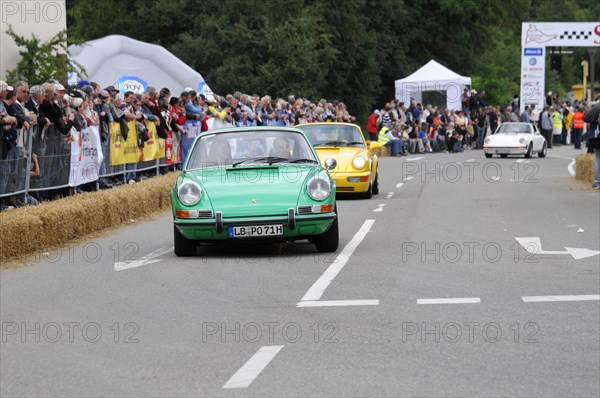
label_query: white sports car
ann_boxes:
[483,122,547,158]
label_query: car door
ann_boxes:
[532,125,543,150]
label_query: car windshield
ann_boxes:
[494,124,532,135]
[185,129,318,170]
[296,124,366,148]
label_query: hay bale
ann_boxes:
[0,212,43,259]
[575,153,595,185]
[373,145,391,157]
[0,172,179,264]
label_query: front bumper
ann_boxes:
[329,171,371,193]
[174,212,336,241]
[483,146,527,155]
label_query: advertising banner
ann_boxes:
[520,22,600,116]
[520,47,546,118]
[109,121,165,166]
[69,125,103,187]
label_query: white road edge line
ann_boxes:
[567,158,576,176]
[300,219,375,302]
[417,298,481,304]
[297,300,379,307]
[522,295,599,303]
[406,157,424,161]
[222,345,284,389]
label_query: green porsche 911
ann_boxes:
[171,127,339,256]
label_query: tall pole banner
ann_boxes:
[520,22,600,118]
[520,47,545,119]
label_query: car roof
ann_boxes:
[295,122,361,129]
[199,126,306,137]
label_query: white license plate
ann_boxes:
[228,224,284,238]
[496,150,509,154]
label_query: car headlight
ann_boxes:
[307,176,331,201]
[178,181,202,206]
[519,138,526,144]
[484,137,491,145]
[352,156,366,169]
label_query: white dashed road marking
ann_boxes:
[395,182,404,188]
[373,204,386,212]
[522,295,599,303]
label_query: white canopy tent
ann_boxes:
[394,60,471,111]
[68,35,210,95]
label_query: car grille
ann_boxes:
[337,187,355,192]
[297,206,313,214]
[197,210,214,219]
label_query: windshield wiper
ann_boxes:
[232,157,288,167]
[289,158,318,164]
[345,141,365,146]
[314,140,343,146]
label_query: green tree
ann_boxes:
[65,0,600,116]
[4,25,83,85]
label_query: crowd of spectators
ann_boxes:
[3,75,599,210]
[372,91,600,158]
[1,77,359,209]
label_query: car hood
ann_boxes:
[486,134,530,146]
[315,147,365,173]
[188,166,315,217]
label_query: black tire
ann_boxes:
[525,143,533,158]
[371,171,379,195]
[314,216,339,252]
[500,154,508,158]
[538,143,547,158]
[174,225,196,256]
[485,153,493,158]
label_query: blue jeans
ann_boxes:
[476,127,486,149]
[99,139,110,183]
[385,140,401,155]
[594,148,600,187]
[572,128,582,149]
[125,162,137,182]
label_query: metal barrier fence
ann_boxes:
[0,124,181,203]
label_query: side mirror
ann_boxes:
[324,157,337,171]
[369,141,382,151]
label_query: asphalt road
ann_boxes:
[1,146,599,397]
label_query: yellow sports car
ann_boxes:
[295,122,381,198]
